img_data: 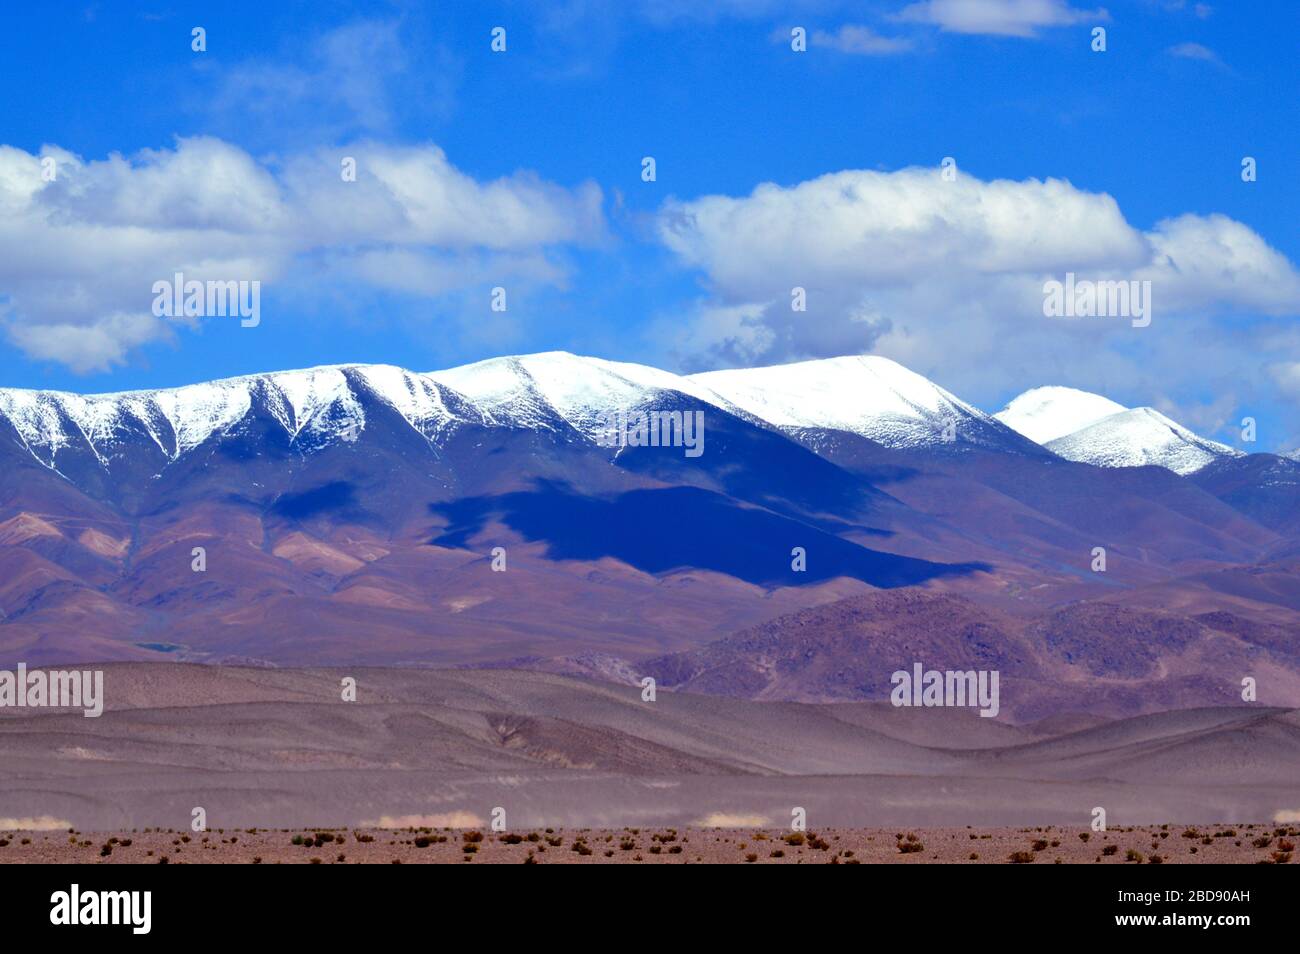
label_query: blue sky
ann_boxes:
[1,0,1297,450]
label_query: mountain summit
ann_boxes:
[995,386,1240,475]
[0,353,1252,479]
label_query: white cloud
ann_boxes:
[811,25,914,55]
[659,167,1149,293]
[0,138,600,374]
[0,138,604,372]
[7,312,167,375]
[655,165,1300,418]
[1167,41,1225,66]
[895,0,1107,37]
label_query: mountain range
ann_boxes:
[1,351,1296,719]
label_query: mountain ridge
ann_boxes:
[0,351,1255,477]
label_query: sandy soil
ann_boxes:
[1,824,1295,864]
[2,666,1298,832]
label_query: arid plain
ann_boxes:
[0,663,1296,855]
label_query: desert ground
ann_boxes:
[1,824,1294,864]
[1,664,1297,836]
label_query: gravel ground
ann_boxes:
[1,824,1294,864]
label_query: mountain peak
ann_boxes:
[687,353,1016,449]
[994,386,1128,445]
[1045,406,1240,475]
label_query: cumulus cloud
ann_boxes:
[0,138,604,372]
[895,0,1107,37]
[655,165,1300,420]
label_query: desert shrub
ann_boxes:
[1009,851,1034,864]
[1102,845,1119,856]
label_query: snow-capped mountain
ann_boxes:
[995,386,1240,475]
[689,355,1023,450]
[994,386,1127,445]
[1045,408,1241,475]
[1,349,1292,680]
[0,353,754,478]
[426,351,744,441]
[0,365,466,473]
[0,352,1253,480]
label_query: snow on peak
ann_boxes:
[688,354,990,448]
[149,379,253,455]
[0,352,1247,477]
[1045,407,1240,475]
[427,351,738,439]
[994,386,1127,445]
[260,367,363,442]
[995,386,1241,474]
[351,365,456,442]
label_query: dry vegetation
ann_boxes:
[0,823,1294,864]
